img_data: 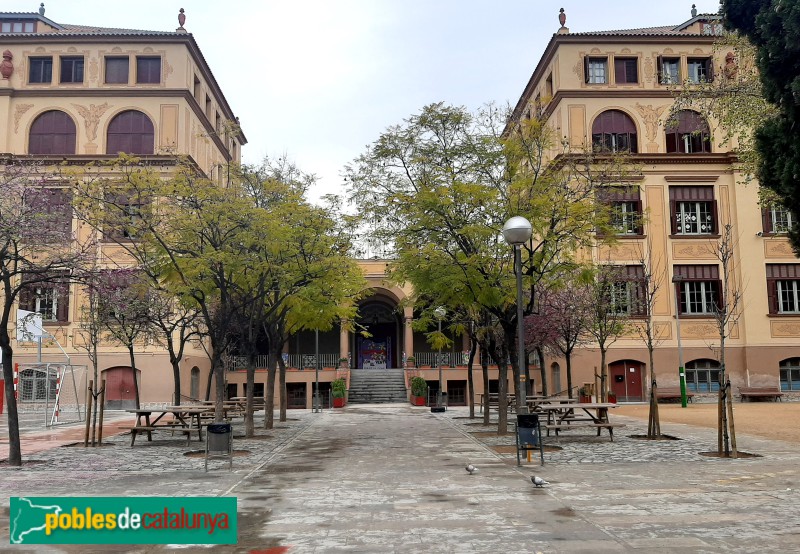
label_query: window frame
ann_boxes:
[18,273,71,324]
[762,205,796,235]
[28,110,77,156]
[665,110,711,154]
[685,360,721,393]
[780,359,800,391]
[658,56,680,84]
[614,57,639,84]
[104,56,129,84]
[591,110,639,154]
[105,110,155,155]
[135,56,161,84]
[687,57,714,84]
[59,56,84,84]
[674,265,722,316]
[766,264,800,315]
[585,56,608,84]
[669,186,718,236]
[598,185,644,236]
[28,56,53,84]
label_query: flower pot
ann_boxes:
[579,395,591,403]
[412,396,426,406]
[333,397,345,408]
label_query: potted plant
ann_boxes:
[578,386,591,403]
[405,355,416,368]
[607,390,617,404]
[338,357,349,369]
[332,377,347,408]
[410,376,427,406]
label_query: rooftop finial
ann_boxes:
[39,2,45,15]
[559,7,566,28]
[177,8,187,33]
[691,4,698,17]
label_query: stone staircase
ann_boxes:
[347,368,408,404]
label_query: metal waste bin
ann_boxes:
[515,414,544,466]
[205,423,233,471]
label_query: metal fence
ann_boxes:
[229,353,340,371]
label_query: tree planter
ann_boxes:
[411,396,426,406]
[333,397,346,408]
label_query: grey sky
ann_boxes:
[6,1,722,199]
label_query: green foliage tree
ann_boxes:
[721,0,800,251]
[346,102,624,433]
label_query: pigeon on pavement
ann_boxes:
[531,475,549,487]
[465,464,479,475]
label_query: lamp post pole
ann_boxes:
[434,306,446,408]
[503,216,533,416]
[314,328,320,413]
[673,276,688,408]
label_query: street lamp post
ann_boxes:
[434,306,446,409]
[672,275,688,408]
[314,328,320,413]
[503,216,533,415]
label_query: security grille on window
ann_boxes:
[685,359,721,392]
[585,57,608,84]
[669,186,717,235]
[674,265,721,315]
[658,57,680,84]
[780,358,800,391]
[767,264,800,314]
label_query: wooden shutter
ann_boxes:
[767,278,778,314]
[56,285,70,323]
[18,279,33,311]
[635,199,644,234]
[711,199,719,234]
[669,199,678,234]
[706,59,714,82]
[762,207,773,235]
[583,56,589,84]
[656,56,663,84]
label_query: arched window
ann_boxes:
[28,110,76,155]
[106,110,154,155]
[665,110,711,153]
[780,358,800,391]
[685,359,721,393]
[592,110,638,153]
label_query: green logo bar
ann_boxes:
[10,497,237,545]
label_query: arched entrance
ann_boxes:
[353,298,402,369]
[103,366,140,410]
[609,360,645,402]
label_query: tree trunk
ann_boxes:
[264,350,276,429]
[2,342,21,466]
[565,349,574,399]
[204,365,213,401]
[213,355,225,422]
[245,353,255,438]
[466,339,477,419]
[536,346,547,397]
[497,341,509,435]
[278,353,287,422]
[128,346,140,410]
[506,326,524,415]
[481,347,490,425]
[171,359,182,406]
[599,347,607,402]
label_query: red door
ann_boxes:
[103,367,137,409]
[609,361,644,402]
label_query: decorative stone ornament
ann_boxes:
[178,8,186,28]
[0,50,13,80]
[559,7,566,28]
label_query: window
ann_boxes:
[674,265,721,316]
[599,186,643,235]
[28,110,77,155]
[59,56,84,83]
[1,21,35,33]
[669,186,717,235]
[23,187,73,242]
[780,358,800,391]
[585,57,608,84]
[685,359,721,393]
[19,274,70,323]
[762,205,796,235]
[665,110,711,153]
[687,57,713,83]
[614,57,638,84]
[658,57,680,84]
[104,56,129,84]
[106,110,154,155]
[136,56,161,84]
[604,265,646,316]
[28,56,52,83]
[591,110,638,153]
[767,264,800,314]
[103,194,145,241]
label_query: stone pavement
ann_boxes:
[0,404,799,552]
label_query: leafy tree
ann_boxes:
[722,0,800,251]
[0,161,94,465]
[346,103,624,432]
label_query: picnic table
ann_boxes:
[532,402,624,441]
[122,406,210,446]
[478,393,544,413]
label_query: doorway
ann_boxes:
[609,360,644,402]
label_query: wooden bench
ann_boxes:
[739,387,783,402]
[541,423,626,442]
[655,387,695,403]
[120,425,199,446]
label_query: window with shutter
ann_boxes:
[19,273,70,323]
[673,265,721,315]
[669,186,717,235]
[28,111,77,155]
[591,110,638,153]
[665,110,711,153]
[767,264,800,314]
[106,110,154,155]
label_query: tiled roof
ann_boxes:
[59,23,177,36]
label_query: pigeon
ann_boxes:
[465,464,479,475]
[531,475,549,487]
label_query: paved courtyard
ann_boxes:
[1,403,800,552]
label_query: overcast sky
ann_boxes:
[7,1,722,200]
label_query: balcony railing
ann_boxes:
[228,354,341,371]
[411,352,467,367]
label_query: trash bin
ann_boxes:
[516,414,544,466]
[205,423,233,471]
